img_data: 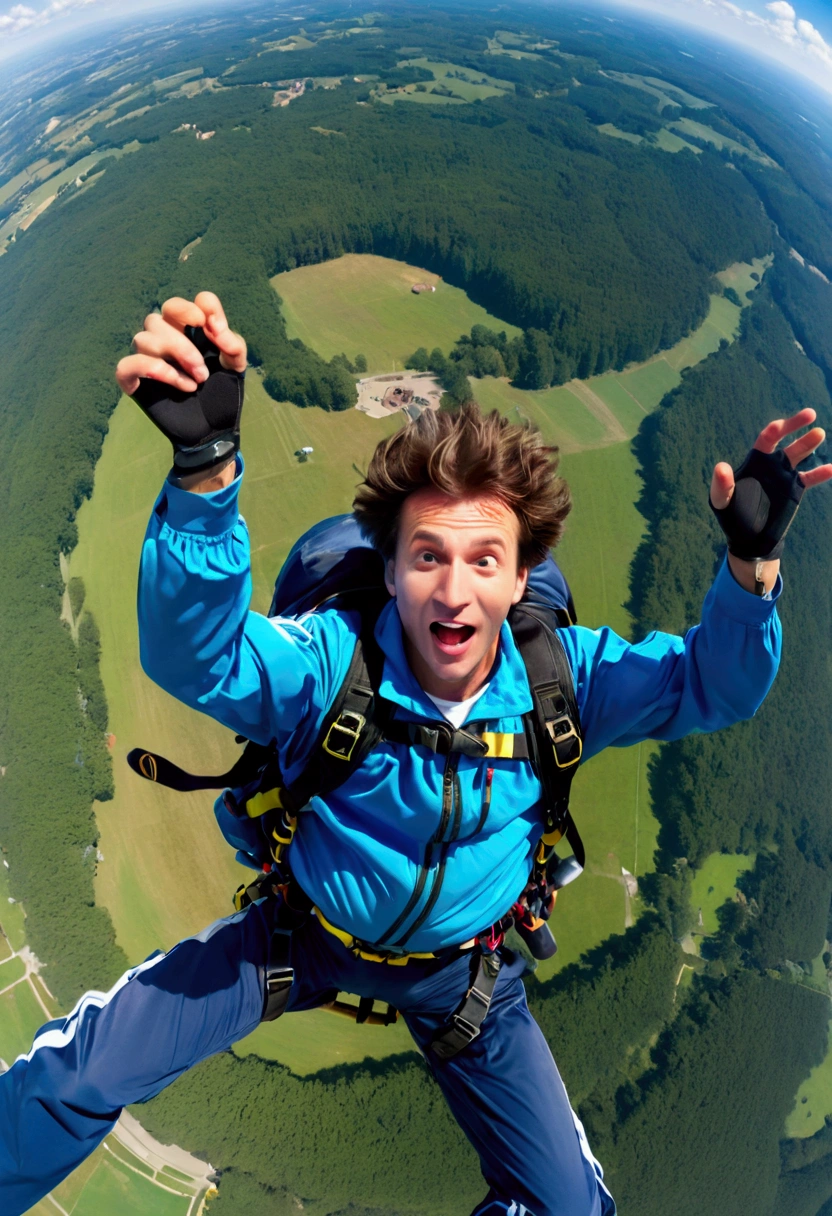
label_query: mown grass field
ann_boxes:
[787,1016,832,1138]
[70,253,767,1072]
[28,1143,194,1216]
[273,253,521,374]
[689,852,756,937]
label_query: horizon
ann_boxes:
[0,0,829,99]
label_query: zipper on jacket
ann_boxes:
[376,745,460,948]
[387,753,462,949]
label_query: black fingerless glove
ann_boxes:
[709,447,804,561]
[132,326,245,476]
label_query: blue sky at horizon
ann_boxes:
[0,0,830,96]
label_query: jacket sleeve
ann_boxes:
[137,456,354,765]
[559,555,783,763]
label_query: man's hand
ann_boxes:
[116,293,247,492]
[710,408,832,594]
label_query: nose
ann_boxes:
[435,556,470,612]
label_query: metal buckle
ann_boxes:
[322,711,366,760]
[546,714,582,768]
[450,1012,481,1045]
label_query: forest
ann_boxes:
[1,3,832,1212]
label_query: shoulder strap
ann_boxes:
[509,604,585,887]
[281,592,390,812]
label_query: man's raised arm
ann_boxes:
[118,293,353,751]
[560,408,831,761]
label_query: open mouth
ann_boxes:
[430,621,476,649]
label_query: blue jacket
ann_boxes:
[138,457,782,953]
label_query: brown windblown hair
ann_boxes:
[353,402,571,568]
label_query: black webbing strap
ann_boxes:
[430,948,503,1060]
[510,606,582,835]
[262,927,294,1022]
[283,603,389,812]
[126,738,272,793]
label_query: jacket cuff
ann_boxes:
[161,454,244,537]
[714,552,782,624]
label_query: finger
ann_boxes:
[194,290,247,372]
[799,462,832,489]
[783,426,826,468]
[753,408,817,454]
[116,353,198,396]
[138,316,209,382]
[710,461,735,510]
[160,296,207,332]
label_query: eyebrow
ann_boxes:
[410,529,508,551]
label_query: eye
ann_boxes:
[475,555,498,569]
[419,551,437,564]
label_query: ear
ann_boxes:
[384,556,397,598]
[511,566,529,605]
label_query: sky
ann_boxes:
[0,0,831,94]
[609,0,832,94]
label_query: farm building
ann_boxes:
[411,283,436,294]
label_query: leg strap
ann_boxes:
[261,926,294,1022]
[430,948,502,1060]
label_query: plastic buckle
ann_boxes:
[262,967,293,1022]
[322,711,366,760]
[546,714,582,768]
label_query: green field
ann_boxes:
[0,143,140,250]
[386,58,514,103]
[653,127,702,155]
[0,955,26,986]
[70,252,767,1070]
[273,253,522,374]
[667,118,777,166]
[689,852,756,937]
[787,1025,832,1138]
[0,978,44,1064]
[597,123,643,145]
[40,1146,193,1216]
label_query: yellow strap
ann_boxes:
[540,827,564,848]
[481,732,516,759]
[246,787,283,818]
[313,906,436,964]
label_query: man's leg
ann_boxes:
[399,950,616,1216]
[293,917,615,1216]
[0,899,277,1215]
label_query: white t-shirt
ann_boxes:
[425,683,491,729]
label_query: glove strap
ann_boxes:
[171,432,238,474]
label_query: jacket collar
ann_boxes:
[374,599,533,723]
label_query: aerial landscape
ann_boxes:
[0,0,832,1211]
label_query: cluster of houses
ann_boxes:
[173,124,216,140]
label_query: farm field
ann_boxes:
[0,142,141,251]
[70,253,765,1072]
[27,1142,198,1216]
[384,58,514,103]
[689,851,756,937]
[272,253,521,374]
[667,118,776,166]
[787,1021,832,1139]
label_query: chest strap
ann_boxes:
[381,720,531,759]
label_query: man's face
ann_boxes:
[385,487,528,701]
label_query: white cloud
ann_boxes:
[682,0,832,72]
[0,0,117,37]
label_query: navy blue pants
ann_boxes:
[0,900,615,1216]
